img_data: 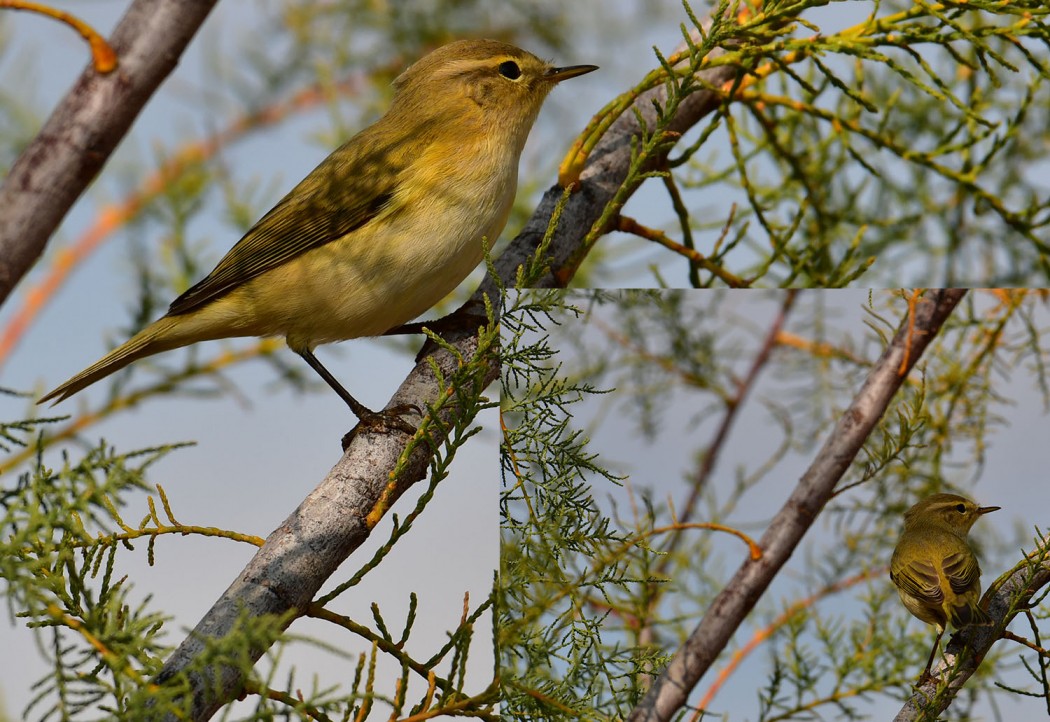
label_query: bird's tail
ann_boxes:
[39,316,189,405]
[949,598,991,629]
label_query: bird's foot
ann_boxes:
[911,668,944,691]
[341,403,422,451]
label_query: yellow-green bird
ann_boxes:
[890,493,999,680]
[40,40,597,420]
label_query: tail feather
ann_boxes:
[39,316,187,405]
[949,598,990,629]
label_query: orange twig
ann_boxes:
[775,330,869,366]
[617,215,748,288]
[0,0,116,72]
[899,289,925,376]
[657,521,762,561]
[692,568,883,716]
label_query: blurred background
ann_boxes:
[0,0,658,716]
[3,0,1049,718]
[503,288,1049,719]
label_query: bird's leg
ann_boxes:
[295,349,419,442]
[917,626,946,685]
[296,349,373,417]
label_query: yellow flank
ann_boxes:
[40,40,598,406]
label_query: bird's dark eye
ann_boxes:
[955,503,966,513]
[498,60,522,80]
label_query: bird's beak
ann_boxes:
[545,64,599,82]
[978,505,1001,515]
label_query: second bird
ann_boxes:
[890,493,999,681]
[41,39,598,420]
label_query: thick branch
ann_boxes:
[154,314,498,721]
[625,289,969,722]
[893,534,1050,722]
[0,0,218,308]
[151,18,747,720]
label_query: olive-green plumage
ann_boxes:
[40,40,597,414]
[890,493,998,679]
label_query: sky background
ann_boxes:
[0,1,703,717]
[533,289,1049,720]
[0,0,581,716]
[2,0,1048,720]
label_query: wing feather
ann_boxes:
[891,559,944,606]
[942,549,981,595]
[167,129,400,317]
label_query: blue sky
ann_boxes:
[532,288,1049,719]
[3,1,1048,720]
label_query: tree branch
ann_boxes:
[153,311,499,721]
[0,0,218,308]
[624,289,969,722]
[893,533,1050,722]
[149,15,753,719]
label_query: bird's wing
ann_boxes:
[167,132,399,317]
[944,548,987,626]
[942,549,981,595]
[891,558,944,605]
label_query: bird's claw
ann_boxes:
[341,403,422,450]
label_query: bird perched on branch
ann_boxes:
[40,40,597,426]
[890,493,999,681]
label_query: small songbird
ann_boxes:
[39,40,597,422]
[890,493,999,681]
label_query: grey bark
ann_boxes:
[153,320,497,720]
[0,0,218,307]
[153,21,747,719]
[625,289,969,722]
